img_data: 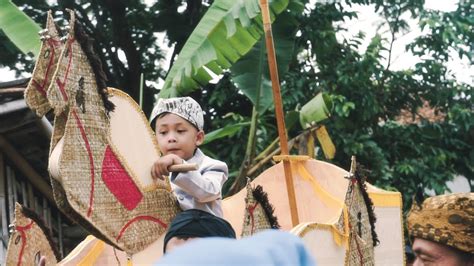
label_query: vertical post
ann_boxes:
[139,73,144,109]
[0,152,7,265]
[6,166,14,226]
[47,205,51,229]
[42,197,48,223]
[259,0,299,226]
[35,196,40,215]
[27,183,34,211]
[58,213,64,258]
[21,181,27,207]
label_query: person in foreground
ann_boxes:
[163,209,236,253]
[157,230,316,266]
[150,97,228,218]
[407,192,473,266]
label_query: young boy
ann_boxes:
[150,97,228,218]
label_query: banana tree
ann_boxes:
[159,0,290,98]
[228,10,299,192]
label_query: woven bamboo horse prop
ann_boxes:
[5,203,60,266]
[23,10,202,255]
[24,11,121,248]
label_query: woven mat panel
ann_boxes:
[344,181,375,266]
[24,11,61,117]
[6,204,58,266]
[44,10,180,254]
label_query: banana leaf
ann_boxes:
[202,122,250,145]
[0,0,40,57]
[159,0,289,98]
[230,11,298,114]
[299,92,333,129]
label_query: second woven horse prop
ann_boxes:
[24,10,183,255]
[5,203,60,266]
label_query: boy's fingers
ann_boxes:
[151,167,157,179]
[38,256,46,266]
[159,164,169,177]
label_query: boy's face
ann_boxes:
[155,113,204,160]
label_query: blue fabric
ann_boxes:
[156,230,316,266]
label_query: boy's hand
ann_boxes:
[151,154,184,180]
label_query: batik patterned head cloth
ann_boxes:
[150,97,204,130]
[407,193,474,253]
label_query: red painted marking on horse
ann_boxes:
[32,80,47,97]
[72,110,95,217]
[102,145,143,210]
[248,202,259,235]
[31,38,60,97]
[15,220,34,266]
[55,38,75,101]
[116,216,167,241]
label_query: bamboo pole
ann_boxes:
[259,0,299,226]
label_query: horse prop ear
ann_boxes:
[24,10,63,117]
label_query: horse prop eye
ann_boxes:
[44,49,50,59]
[35,251,42,265]
[14,235,21,245]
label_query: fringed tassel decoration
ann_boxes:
[354,165,380,247]
[252,185,280,229]
[74,19,115,114]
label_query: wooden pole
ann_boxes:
[259,0,299,226]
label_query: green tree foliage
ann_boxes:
[0,0,209,115]
[292,1,473,209]
[1,0,472,209]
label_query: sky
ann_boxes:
[1,0,472,85]
[335,0,472,84]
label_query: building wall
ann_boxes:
[0,150,70,263]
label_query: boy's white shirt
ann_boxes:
[169,148,228,218]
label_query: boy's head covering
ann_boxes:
[163,209,236,252]
[150,97,204,130]
[407,193,474,253]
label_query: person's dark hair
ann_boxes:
[449,245,474,264]
[163,209,236,253]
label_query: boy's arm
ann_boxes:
[171,160,228,203]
